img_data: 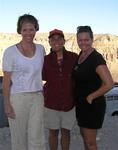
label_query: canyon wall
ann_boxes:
[0,33,118,81]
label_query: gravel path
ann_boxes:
[0,101,118,150]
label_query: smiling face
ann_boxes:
[49,34,65,52]
[20,22,36,43]
[77,32,93,52]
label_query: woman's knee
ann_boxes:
[85,140,97,150]
[61,128,70,136]
[49,129,59,137]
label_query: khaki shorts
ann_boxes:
[44,107,77,130]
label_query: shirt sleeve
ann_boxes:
[2,47,14,72]
[42,56,47,81]
[93,52,106,69]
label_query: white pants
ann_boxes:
[9,92,46,150]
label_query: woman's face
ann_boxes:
[77,32,93,51]
[49,34,65,52]
[20,22,36,43]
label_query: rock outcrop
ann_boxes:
[0,33,118,81]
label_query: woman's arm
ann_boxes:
[3,71,15,118]
[87,65,113,104]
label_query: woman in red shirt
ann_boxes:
[43,29,78,150]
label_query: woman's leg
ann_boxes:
[61,128,70,150]
[49,129,59,150]
[9,93,29,150]
[80,127,97,150]
[28,92,46,150]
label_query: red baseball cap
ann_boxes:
[48,29,64,38]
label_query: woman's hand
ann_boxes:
[4,103,15,119]
[2,71,15,119]
[86,95,93,104]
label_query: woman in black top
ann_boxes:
[72,26,113,150]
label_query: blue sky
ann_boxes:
[0,0,118,35]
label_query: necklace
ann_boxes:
[20,42,36,57]
[78,49,94,64]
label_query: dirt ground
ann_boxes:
[0,111,118,150]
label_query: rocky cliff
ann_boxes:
[0,33,118,81]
